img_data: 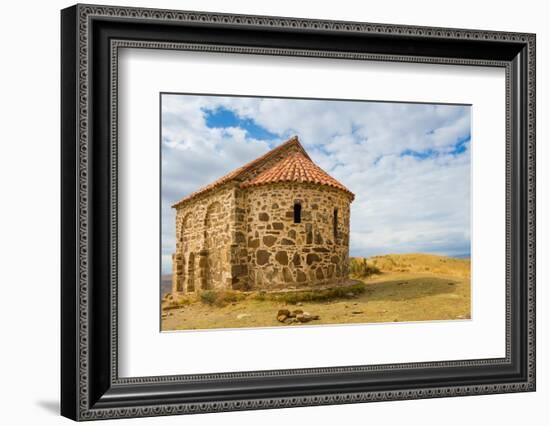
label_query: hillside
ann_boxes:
[351,253,470,279]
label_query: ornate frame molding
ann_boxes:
[61,4,535,421]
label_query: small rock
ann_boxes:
[345,292,355,298]
[277,314,288,323]
[296,314,309,323]
[297,302,303,306]
[277,309,291,317]
[237,313,251,320]
[296,313,320,323]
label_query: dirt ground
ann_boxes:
[161,270,471,331]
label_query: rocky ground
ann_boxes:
[161,256,471,331]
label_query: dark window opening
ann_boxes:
[294,203,302,223]
[333,208,339,239]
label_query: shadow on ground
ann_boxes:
[362,277,460,302]
[36,400,59,415]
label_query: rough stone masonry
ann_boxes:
[171,136,355,295]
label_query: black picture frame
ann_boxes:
[61,4,536,421]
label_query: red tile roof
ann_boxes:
[241,151,354,198]
[172,136,354,208]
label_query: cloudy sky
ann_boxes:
[161,94,471,275]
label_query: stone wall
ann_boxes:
[172,179,353,294]
[244,183,352,290]
[172,185,236,294]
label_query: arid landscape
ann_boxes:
[161,254,471,331]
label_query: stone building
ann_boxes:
[171,136,355,295]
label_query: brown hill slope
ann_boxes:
[352,253,470,279]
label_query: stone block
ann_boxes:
[256,250,271,265]
[306,253,320,265]
[282,267,294,283]
[231,264,248,277]
[275,251,288,265]
[248,238,260,249]
[263,235,277,247]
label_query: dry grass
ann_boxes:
[161,254,470,331]
[349,257,381,278]
[253,282,366,304]
[199,290,247,307]
[365,253,470,278]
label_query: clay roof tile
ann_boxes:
[241,151,354,199]
[172,136,354,208]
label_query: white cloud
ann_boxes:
[161,94,471,274]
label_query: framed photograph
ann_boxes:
[61,4,536,421]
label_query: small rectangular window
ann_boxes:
[294,203,302,223]
[333,208,338,239]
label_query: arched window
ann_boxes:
[333,208,339,239]
[293,203,302,223]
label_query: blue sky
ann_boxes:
[205,107,279,141]
[161,94,471,274]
